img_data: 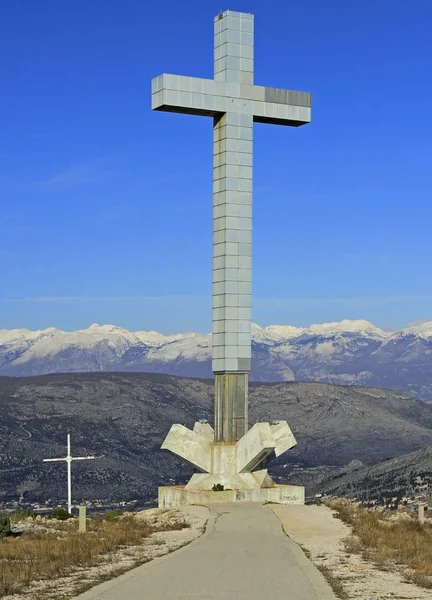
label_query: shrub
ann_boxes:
[0,515,11,540]
[104,510,123,521]
[51,507,72,521]
[328,500,356,525]
[12,509,36,521]
[212,483,224,492]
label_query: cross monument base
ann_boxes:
[158,483,305,509]
[158,420,305,508]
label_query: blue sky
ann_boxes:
[1,0,431,333]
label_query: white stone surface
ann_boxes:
[186,472,262,491]
[159,484,305,508]
[193,421,215,441]
[236,422,276,473]
[160,418,298,498]
[270,420,297,457]
[161,424,211,473]
[211,442,237,474]
[251,468,275,488]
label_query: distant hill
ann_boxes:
[1,319,431,402]
[308,446,432,501]
[1,372,432,503]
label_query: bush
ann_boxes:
[104,510,123,521]
[51,507,72,521]
[0,515,11,540]
[328,500,357,526]
[212,483,224,492]
[12,509,36,521]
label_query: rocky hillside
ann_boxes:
[308,446,432,501]
[1,320,431,402]
[1,373,432,503]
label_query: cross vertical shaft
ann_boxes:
[212,12,254,441]
[67,432,72,514]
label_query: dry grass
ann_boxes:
[0,515,188,597]
[328,500,432,588]
[316,565,349,600]
[299,541,349,598]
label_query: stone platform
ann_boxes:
[158,419,304,508]
[159,484,305,508]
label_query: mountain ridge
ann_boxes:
[307,445,432,500]
[1,319,431,402]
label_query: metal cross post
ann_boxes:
[152,10,311,443]
[43,433,95,515]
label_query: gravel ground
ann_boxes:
[2,506,209,600]
[272,504,431,600]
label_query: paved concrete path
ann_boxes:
[76,503,336,600]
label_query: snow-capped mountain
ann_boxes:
[134,330,198,347]
[1,320,431,402]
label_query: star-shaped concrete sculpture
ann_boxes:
[159,420,304,506]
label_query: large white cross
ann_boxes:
[152,10,311,442]
[43,433,95,514]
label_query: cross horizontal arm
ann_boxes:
[71,456,95,461]
[152,74,218,117]
[43,457,66,462]
[151,74,311,126]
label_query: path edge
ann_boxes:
[74,506,215,599]
[268,505,338,600]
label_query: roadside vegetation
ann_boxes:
[328,500,432,589]
[0,511,188,597]
[315,565,349,600]
[298,543,348,600]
